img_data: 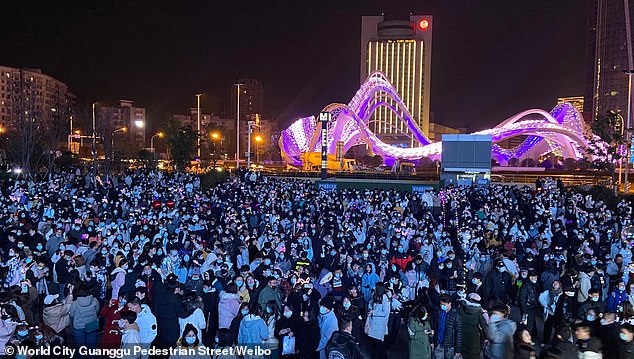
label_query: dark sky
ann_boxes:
[0,0,587,132]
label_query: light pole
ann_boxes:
[255,135,262,164]
[150,132,164,153]
[235,83,242,166]
[246,121,261,168]
[111,127,127,162]
[92,103,97,187]
[624,70,634,193]
[196,94,202,159]
[211,132,220,168]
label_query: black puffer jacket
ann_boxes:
[433,307,463,351]
[325,331,365,359]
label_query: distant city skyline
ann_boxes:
[0,0,587,134]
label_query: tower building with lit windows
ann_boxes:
[361,14,433,147]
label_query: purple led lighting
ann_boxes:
[278,72,605,165]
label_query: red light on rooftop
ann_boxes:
[418,19,429,30]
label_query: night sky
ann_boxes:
[0,0,587,132]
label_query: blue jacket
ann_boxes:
[361,272,380,303]
[317,310,338,352]
[238,314,269,348]
[606,288,628,312]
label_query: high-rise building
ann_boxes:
[96,100,146,151]
[361,15,433,146]
[231,79,264,121]
[557,96,585,114]
[172,108,212,132]
[0,66,75,134]
[584,0,634,121]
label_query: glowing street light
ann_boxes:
[112,127,128,161]
[255,135,263,164]
[150,132,164,153]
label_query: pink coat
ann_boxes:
[218,291,241,329]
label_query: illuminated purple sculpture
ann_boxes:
[279,72,602,166]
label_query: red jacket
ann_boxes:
[100,300,123,348]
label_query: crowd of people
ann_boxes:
[0,168,633,359]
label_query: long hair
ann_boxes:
[372,281,386,305]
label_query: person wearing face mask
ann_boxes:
[316,297,338,359]
[483,261,513,304]
[361,263,380,305]
[432,294,462,359]
[406,305,432,359]
[111,258,128,300]
[518,270,543,344]
[118,310,141,359]
[126,297,157,359]
[390,244,412,272]
[578,289,605,319]
[258,277,283,313]
[485,305,516,359]
[238,303,270,359]
[172,324,210,359]
[619,323,634,359]
[607,280,629,312]
[275,303,301,357]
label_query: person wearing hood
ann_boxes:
[152,281,187,349]
[119,310,141,359]
[111,258,128,300]
[69,283,99,346]
[325,315,365,359]
[459,293,488,359]
[316,296,338,359]
[485,304,516,359]
[238,303,269,359]
[361,263,379,305]
[406,305,432,359]
[127,297,157,359]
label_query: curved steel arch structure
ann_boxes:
[279,72,603,166]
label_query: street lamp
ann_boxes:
[210,132,220,168]
[111,127,127,162]
[196,94,202,159]
[150,132,164,153]
[246,121,261,168]
[255,135,263,164]
[234,83,242,165]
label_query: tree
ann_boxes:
[563,158,579,171]
[520,158,536,167]
[162,118,197,170]
[508,157,519,167]
[586,111,626,193]
[370,155,384,167]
